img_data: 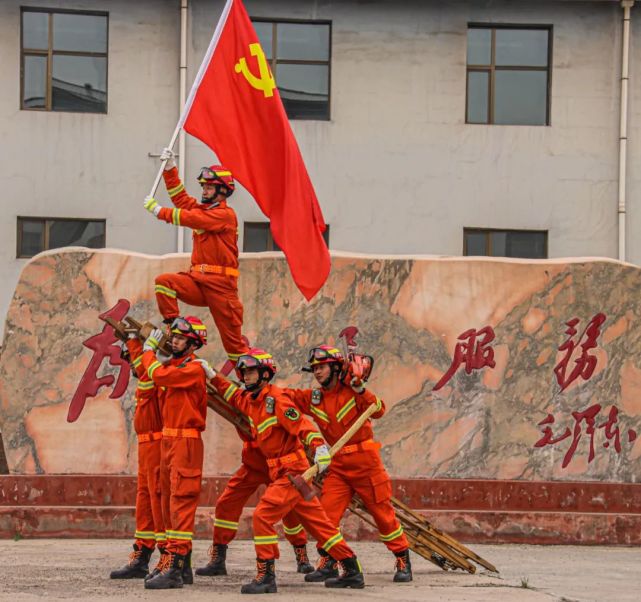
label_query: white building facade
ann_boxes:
[0,0,638,336]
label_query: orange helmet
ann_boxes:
[235,348,277,382]
[303,345,344,372]
[197,164,235,196]
[170,316,207,349]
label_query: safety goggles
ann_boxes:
[198,167,219,182]
[170,317,193,335]
[308,348,339,363]
[236,355,261,370]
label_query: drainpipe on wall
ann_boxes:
[177,0,189,253]
[618,1,634,261]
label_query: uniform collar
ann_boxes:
[249,383,271,404]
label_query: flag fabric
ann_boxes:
[180,0,330,301]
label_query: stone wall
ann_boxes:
[1,249,640,482]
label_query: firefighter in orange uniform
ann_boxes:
[140,316,209,590]
[195,425,314,576]
[143,147,248,365]
[200,349,365,594]
[287,345,412,583]
[110,336,165,579]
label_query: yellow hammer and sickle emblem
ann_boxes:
[235,43,276,98]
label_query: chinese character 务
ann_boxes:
[554,313,606,391]
[433,326,496,391]
[67,299,131,423]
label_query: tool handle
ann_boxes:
[301,401,379,481]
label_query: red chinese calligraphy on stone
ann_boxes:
[534,413,571,448]
[598,405,622,453]
[561,403,602,468]
[535,404,637,468]
[554,313,606,391]
[433,326,496,391]
[67,299,131,423]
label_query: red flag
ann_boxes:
[181,0,330,301]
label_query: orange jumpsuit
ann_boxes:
[287,383,409,555]
[209,375,357,562]
[141,349,208,556]
[127,339,165,551]
[154,167,248,363]
[212,428,308,548]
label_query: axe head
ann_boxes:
[287,472,318,501]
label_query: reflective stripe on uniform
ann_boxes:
[166,529,193,541]
[155,532,167,541]
[132,356,142,368]
[257,416,278,434]
[304,432,323,446]
[379,525,404,542]
[310,406,329,422]
[148,361,162,379]
[283,523,304,536]
[137,380,155,391]
[374,397,383,411]
[154,284,177,298]
[214,518,239,530]
[223,383,239,401]
[321,532,344,552]
[254,534,279,545]
[167,183,184,197]
[135,530,155,540]
[172,208,181,226]
[336,397,356,421]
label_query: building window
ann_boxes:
[466,25,551,125]
[17,217,106,258]
[21,8,108,113]
[463,228,547,259]
[252,19,331,120]
[243,222,329,252]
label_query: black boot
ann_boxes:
[145,547,168,582]
[304,548,338,582]
[325,556,365,589]
[240,558,277,594]
[195,544,228,576]
[393,549,412,582]
[109,543,153,579]
[293,544,314,574]
[144,552,185,590]
[182,549,194,585]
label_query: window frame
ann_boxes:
[20,6,109,113]
[251,17,332,121]
[463,227,548,258]
[466,23,553,126]
[243,221,329,252]
[17,216,107,258]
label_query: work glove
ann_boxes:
[143,195,162,217]
[314,444,331,474]
[143,328,163,353]
[195,358,217,380]
[160,147,176,170]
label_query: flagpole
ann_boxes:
[147,0,235,199]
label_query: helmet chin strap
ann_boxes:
[171,342,194,359]
[320,364,341,389]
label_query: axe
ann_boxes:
[289,401,380,500]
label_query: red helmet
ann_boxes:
[170,316,207,349]
[303,345,344,372]
[235,348,277,382]
[197,164,235,195]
